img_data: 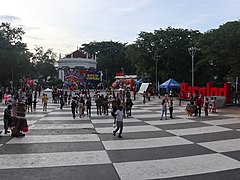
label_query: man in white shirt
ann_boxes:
[113,106,124,138]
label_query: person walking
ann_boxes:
[160,99,167,120]
[71,97,77,119]
[64,91,68,104]
[68,93,72,105]
[126,98,134,117]
[113,106,124,138]
[111,97,118,122]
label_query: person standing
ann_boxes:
[204,97,210,116]
[86,97,92,117]
[196,97,203,117]
[209,97,213,113]
[160,99,167,120]
[212,97,217,113]
[103,95,109,116]
[121,98,127,118]
[113,106,124,138]
[42,94,48,111]
[4,104,12,134]
[33,93,38,111]
[143,91,146,103]
[12,96,17,117]
[64,91,68,104]
[60,94,64,110]
[169,97,174,119]
[133,89,137,100]
[95,95,102,115]
[78,97,85,118]
[178,92,183,106]
[27,94,33,112]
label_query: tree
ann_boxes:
[126,27,202,84]
[196,20,240,83]
[81,41,135,83]
[32,46,57,81]
[0,22,34,87]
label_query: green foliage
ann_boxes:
[196,20,240,83]
[126,27,202,84]
[81,41,136,82]
[0,22,58,87]
[1,20,240,88]
[0,22,35,86]
[47,79,63,89]
[32,46,57,81]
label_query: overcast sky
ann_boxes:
[0,0,239,56]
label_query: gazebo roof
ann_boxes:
[65,50,86,58]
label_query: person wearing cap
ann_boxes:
[3,104,12,134]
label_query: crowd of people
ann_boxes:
[185,94,217,117]
[56,88,134,138]
[1,83,221,139]
[0,87,32,136]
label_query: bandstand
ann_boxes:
[58,50,101,89]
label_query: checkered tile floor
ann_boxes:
[1,95,240,180]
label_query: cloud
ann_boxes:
[0,15,21,22]
[24,26,41,31]
[25,35,44,40]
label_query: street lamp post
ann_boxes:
[149,41,159,93]
[188,47,199,87]
[154,56,159,93]
[106,69,108,84]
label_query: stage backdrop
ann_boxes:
[63,68,101,90]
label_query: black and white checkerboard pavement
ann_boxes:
[1,96,240,180]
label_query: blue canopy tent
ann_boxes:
[159,79,180,93]
[136,78,143,90]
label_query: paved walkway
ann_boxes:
[0,95,240,180]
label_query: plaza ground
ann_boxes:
[0,95,240,179]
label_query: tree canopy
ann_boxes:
[1,20,240,88]
[0,22,58,88]
[81,41,136,83]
